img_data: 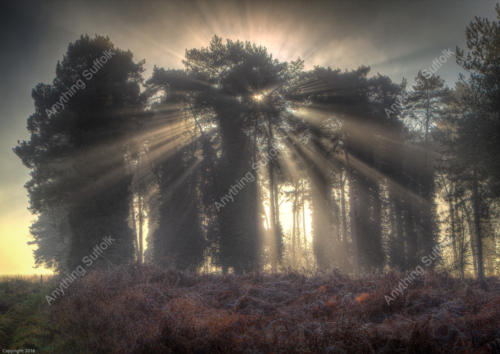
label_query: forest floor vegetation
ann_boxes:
[1,265,499,353]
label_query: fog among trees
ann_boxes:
[15,7,500,283]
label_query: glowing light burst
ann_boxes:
[253,93,264,102]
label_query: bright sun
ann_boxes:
[253,94,264,102]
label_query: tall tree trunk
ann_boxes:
[215,105,259,273]
[295,185,301,251]
[471,167,485,282]
[390,197,406,270]
[371,185,383,270]
[138,194,144,264]
[274,177,282,261]
[424,88,431,168]
[302,180,307,248]
[449,195,458,276]
[130,197,139,262]
[340,170,348,250]
[268,165,277,272]
[441,176,458,276]
[456,198,466,281]
[345,150,359,275]
[461,200,478,276]
[406,203,419,269]
[310,165,332,271]
[292,185,297,267]
[267,120,280,272]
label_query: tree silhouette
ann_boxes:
[15,35,145,270]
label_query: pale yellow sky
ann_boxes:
[0,202,52,275]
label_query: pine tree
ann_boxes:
[15,35,145,271]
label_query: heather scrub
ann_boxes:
[48,265,500,353]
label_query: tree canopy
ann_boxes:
[15,7,500,278]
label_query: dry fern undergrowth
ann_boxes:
[52,265,500,353]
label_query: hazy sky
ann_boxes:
[0,0,496,274]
